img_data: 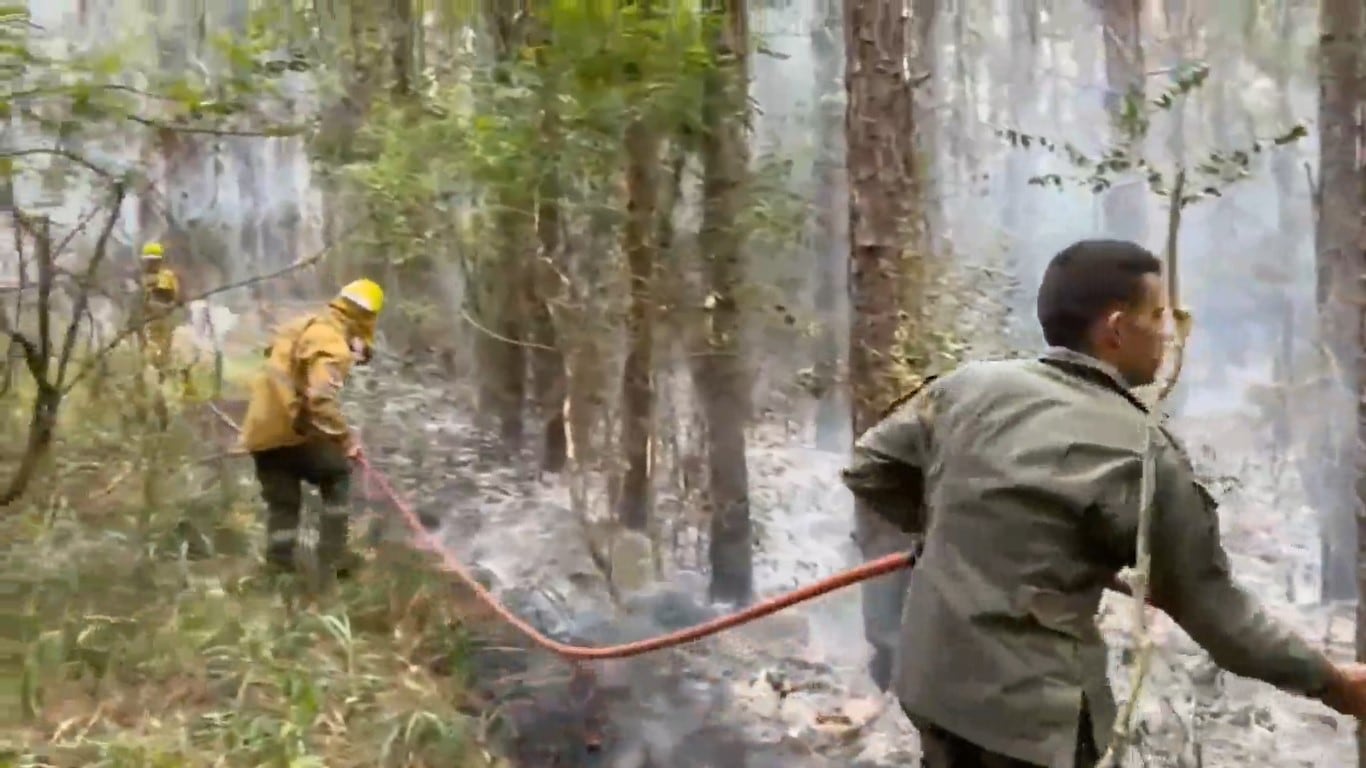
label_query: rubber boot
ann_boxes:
[264,528,298,573]
[318,506,360,580]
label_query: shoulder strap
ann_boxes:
[876,374,941,422]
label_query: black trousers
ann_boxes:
[251,442,352,569]
[908,705,1099,768]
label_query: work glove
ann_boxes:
[1318,662,1366,719]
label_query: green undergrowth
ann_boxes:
[1,501,502,768]
[0,350,503,768]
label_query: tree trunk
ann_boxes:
[1267,0,1295,450]
[846,0,922,437]
[910,0,941,239]
[698,0,754,604]
[948,4,974,199]
[389,0,415,99]
[483,1,530,452]
[1099,0,1148,244]
[1002,0,1038,340]
[845,0,927,688]
[811,0,848,451]
[0,219,60,508]
[615,116,661,530]
[531,19,570,474]
[1315,0,1361,607]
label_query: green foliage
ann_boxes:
[0,6,301,185]
[996,63,1308,207]
[336,0,806,348]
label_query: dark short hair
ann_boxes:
[1036,239,1162,351]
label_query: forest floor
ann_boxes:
[348,358,1358,767]
[4,313,1354,767]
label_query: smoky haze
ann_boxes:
[9,0,1353,765]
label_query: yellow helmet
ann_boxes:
[141,242,164,260]
[337,278,384,315]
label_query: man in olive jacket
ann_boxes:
[842,239,1366,767]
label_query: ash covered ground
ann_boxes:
[323,355,1356,768]
[190,305,1351,766]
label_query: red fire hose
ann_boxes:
[210,403,915,661]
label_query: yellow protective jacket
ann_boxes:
[239,304,359,453]
[139,268,181,366]
[141,268,180,312]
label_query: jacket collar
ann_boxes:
[1039,347,1151,414]
[1040,347,1129,388]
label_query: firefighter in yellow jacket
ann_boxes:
[239,279,383,575]
[138,242,180,374]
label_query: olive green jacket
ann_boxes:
[842,348,1334,767]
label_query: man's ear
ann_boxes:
[1101,310,1124,345]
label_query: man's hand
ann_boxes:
[1319,663,1366,718]
[344,441,363,462]
[1107,574,1155,606]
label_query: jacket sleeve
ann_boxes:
[297,326,354,444]
[1092,433,1334,697]
[840,388,934,535]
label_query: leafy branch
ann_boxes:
[995,62,1307,205]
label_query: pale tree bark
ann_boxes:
[697,0,754,604]
[531,18,570,474]
[1267,0,1296,451]
[948,4,975,199]
[811,0,849,451]
[845,0,927,688]
[1191,4,1252,396]
[1099,0,1148,244]
[1314,13,1366,729]
[1314,0,1361,607]
[1002,0,1039,338]
[910,0,940,244]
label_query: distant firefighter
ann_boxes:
[137,241,181,374]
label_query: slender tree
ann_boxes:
[1314,0,1362,607]
[615,69,662,530]
[698,0,754,603]
[1099,0,1148,244]
[811,0,848,450]
[845,0,928,681]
